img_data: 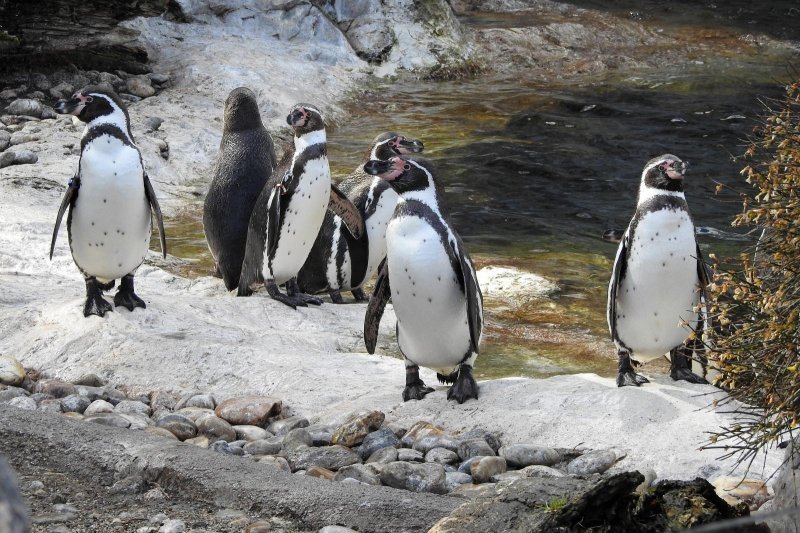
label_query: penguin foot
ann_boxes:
[402,380,435,401]
[84,294,113,318]
[670,367,708,384]
[447,366,479,403]
[114,290,146,312]
[351,288,369,302]
[616,370,649,387]
[286,278,323,306]
[329,290,345,304]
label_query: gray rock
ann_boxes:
[39,398,64,412]
[282,427,313,451]
[184,393,216,410]
[33,379,75,398]
[98,72,124,89]
[159,519,185,533]
[0,132,9,152]
[319,526,357,533]
[49,82,74,100]
[331,410,385,447]
[148,73,170,85]
[85,413,132,428]
[176,406,215,422]
[10,131,37,145]
[30,393,52,403]
[8,396,36,410]
[0,387,29,403]
[143,426,179,441]
[520,465,565,478]
[0,89,17,99]
[60,394,91,414]
[196,415,236,443]
[356,427,400,459]
[73,373,104,387]
[458,456,485,474]
[84,399,114,415]
[398,448,424,462]
[445,471,473,492]
[491,471,525,483]
[6,99,43,118]
[426,447,459,465]
[243,436,283,456]
[366,446,398,464]
[458,438,496,460]
[173,391,200,411]
[258,455,291,473]
[413,435,461,454]
[156,413,197,441]
[500,444,562,467]
[0,356,25,386]
[215,396,281,427]
[126,76,155,98]
[12,150,37,165]
[566,450,622,475]
[119,412,152,430]
[149,390,176,411]
[211,440,242,456]
[115,400,151,417]
[333,464,382,485]
[285,445,361,472]
[102,387,127,405]
[267,415,310,436]
[233,425,271,442]
[144,116,163,132]
[305,423,334,446]
[380,461,447,494]
[0,151,15,168]
[40,107,56,120]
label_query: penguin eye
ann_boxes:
[658,164,667,172]
[403,164,411,171]
[85,96,93,103]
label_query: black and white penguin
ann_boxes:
[363,156,483,403]
[607,154,711,387]
[297,132,424,303]
[238,104,363,308]
[51,87,166,317]
[203,87,275,290]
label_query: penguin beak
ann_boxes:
[287,108,307,127]
[667,160,688,180]
[364,159,394,177]
[55,93,91,116]
[398,138,424,154]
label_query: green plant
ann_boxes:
[545,497,569,512]
[703,79,800,468]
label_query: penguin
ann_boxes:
[362,156,483,403]
[238,104,364,308]
[297,132,424,303]
[607,154,711,387]
[51,87,166,317]
[203,87,275,290]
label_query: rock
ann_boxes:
[520,465,565,478]
[233,425,271,442]
[40,106,56,120]
[413,435,461,454]
[12,150,37,165]
[398,448,424,462]
[333,464,382,485]
[10,131,37,145]
[458,456,484,474]
[115,400,151,416]
[566,449,622,475]
[258,456,291,473]
[148,73,170,85]
[380,462,447,494]
[446,472,473,492]
[470,456,507,483]
[211,440,242,455]
[285,445,361,472]
[6,99,43,118]
[159,519,185,533]
[144,487,166,500]
[356,427,400,459]
[331,410,385,447]
[401,421,445,447]
[712,476,770,508]
[49,82,74,100]
[214,396,281,427]
[0,89,17,99]
[196,415,236,443]
[458,439,496,460]
[144,116,163,132]
[8,395,37,410]
[33,379,75,399]
[306,466,336,480]
[30,393,52,403]
[102,387,127,405]
[266,415,309,436]
[476,266,559,302]
[73,373,104,387]
[0,131,9,152]
[143,427,179,440]
[60,394,91,414]
[156,413,197,441]
[282,428,313,451]
[500,444,562,467]
[173,391,200,411]
[0,151,15,168]
[84,399,114,415]
[184,393,216,410]
[459,428,502,453]
[426,447,460,465]
[447,483,495,499]
[243,437,283,456]
[305,423,334,446]
[126,76,155,98]
[99,72,124,89]
[319,527,357,533]
[186,435,209,448]
[85,413,131,428]
[150,390,176,411]
[0,387,29,402]
[490,471,525,483]
[0,356,25,386]
[366,447,398,464]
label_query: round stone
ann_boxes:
[258,456,291,473]
[196,415,236,443]
[126,76,155,98]
[185,394,216,410]
[243,437,283,456]
[8,396,36,410]
[284,445,361,472]
[6,99,43,118]
[397,449,424,462]
[567,450,623,475]
[114,400,151,417]
[38,399,63,413]
[445,471,473,492]
[33,379,75,399]
[413,435,460,454]
[333,464,382,485]
[214,396,281,427]
[499,444,562,467]
[12,150,37,165]
[356,427,400,459]
[282,428,313,451]
[60,394,91,414]
[0,356,25,386]
[233,425,271,442]
[426,447,459,465]
[458,439,496,460]
[84,399,114,415]
[176,407,216,421]
[156,413,197,441]
[266,415,310,436]
[186,435,209,448]
[366,447,398,465]
[380,461,447,494]
[331,411,385,447]
[143,427,179,441]
[84,413,131,429]
[305,466,336,480]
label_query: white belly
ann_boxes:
[70,138,151,282]
[363,182,398,285]
[615,209,700,359]
[387,216,470,373]
[268,157,330,284]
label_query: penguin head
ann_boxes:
[54,86,130,126]
[287,104,325,135]
[641,154,688,192]
[223,87,263,132]
[371,132,424,160]
[364,156,437,195]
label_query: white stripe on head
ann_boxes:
[80,93,133,142]
[370,137,394,159]
[295,129,326,152]
[637,156,685,205]
[397,159,438,209]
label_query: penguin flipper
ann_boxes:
[364,258,390,354]
[450,238,483,354]
[328,184,365,239]
[239,187,270,296]
[143,172,167,259]
[695,243,711,288]
[266,184,283,259]
[607,228,630,343]
[50,176,79,260]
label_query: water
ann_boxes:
[160,6,798,379]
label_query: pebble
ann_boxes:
[0,386,29,402]
[258,455,291,472]
[319,527,357,533]
[49,82,74,100]
[520,464,565,478]
[245,522,272,533]
[333,464,382,485]
[0,357,26,386]
[366,447,398,464]
[159,519,186,533]
[144,487,166,500]
[285,445,361,472]
[33,379,75,399]
[10,132,37,145]
[84,399,114,415]
[126,76,156,98]
[243,436,284,456]
[413,435,460,454]
[401,421,444,447]
[73,374,105,387]
[156,413,197,440]
[449,483,495,499]
[8,395,37,410]
[148,73,170,85]
[234,425,271,441]
[214,396,281,427]
[6,99,43,118]
[211,440,243,455]
[186,435,209,448]
[356,427,400,459]
[143,426,179,440]
[380,461,447,494]
[305,423,334,446]
[144,116,164,132]
[150,390,176,411]
[331,410,385,447]
[60,394,91,414]
[282,427,313,451]
[458,456,484,474]
[398,448,424,462]
[118,413,153,430]
[470,456,507,483]
[500,444,562,467]
[267,415,309,436]
[458,438,496,460]
[115,400,151,417]
[31,393,53,403]
[196,415,236,443]
[176,406,216,421]
[39,399,63,413]
[426,447,459,465]
[84,413,131,429]
[13,150,37,165]
[0,151,15,168]
[445,471,473,492]
[566,449,622,475]
[185,393,216,410]
[306,466,336,480]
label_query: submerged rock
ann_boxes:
[476,266,559,303]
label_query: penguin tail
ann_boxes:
[437,371,459,385]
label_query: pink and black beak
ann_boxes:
[662,159,688,180]
[393,136,424,155]
[364,157,407,181]
[287,106,310,127]
[55,92,93,116]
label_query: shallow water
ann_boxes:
[160,6,798,379]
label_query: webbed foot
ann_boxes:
[670,367,708,384]
[83,277,113,317]
[114,274,146,311]
[669,345,709,384]
[265,280,298,309]
[447,365,479,403]
[351,288,369,302]
[286,278,323,306]
[402,363,434,401]
[617,350,649,387]
[329,290,345,304]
